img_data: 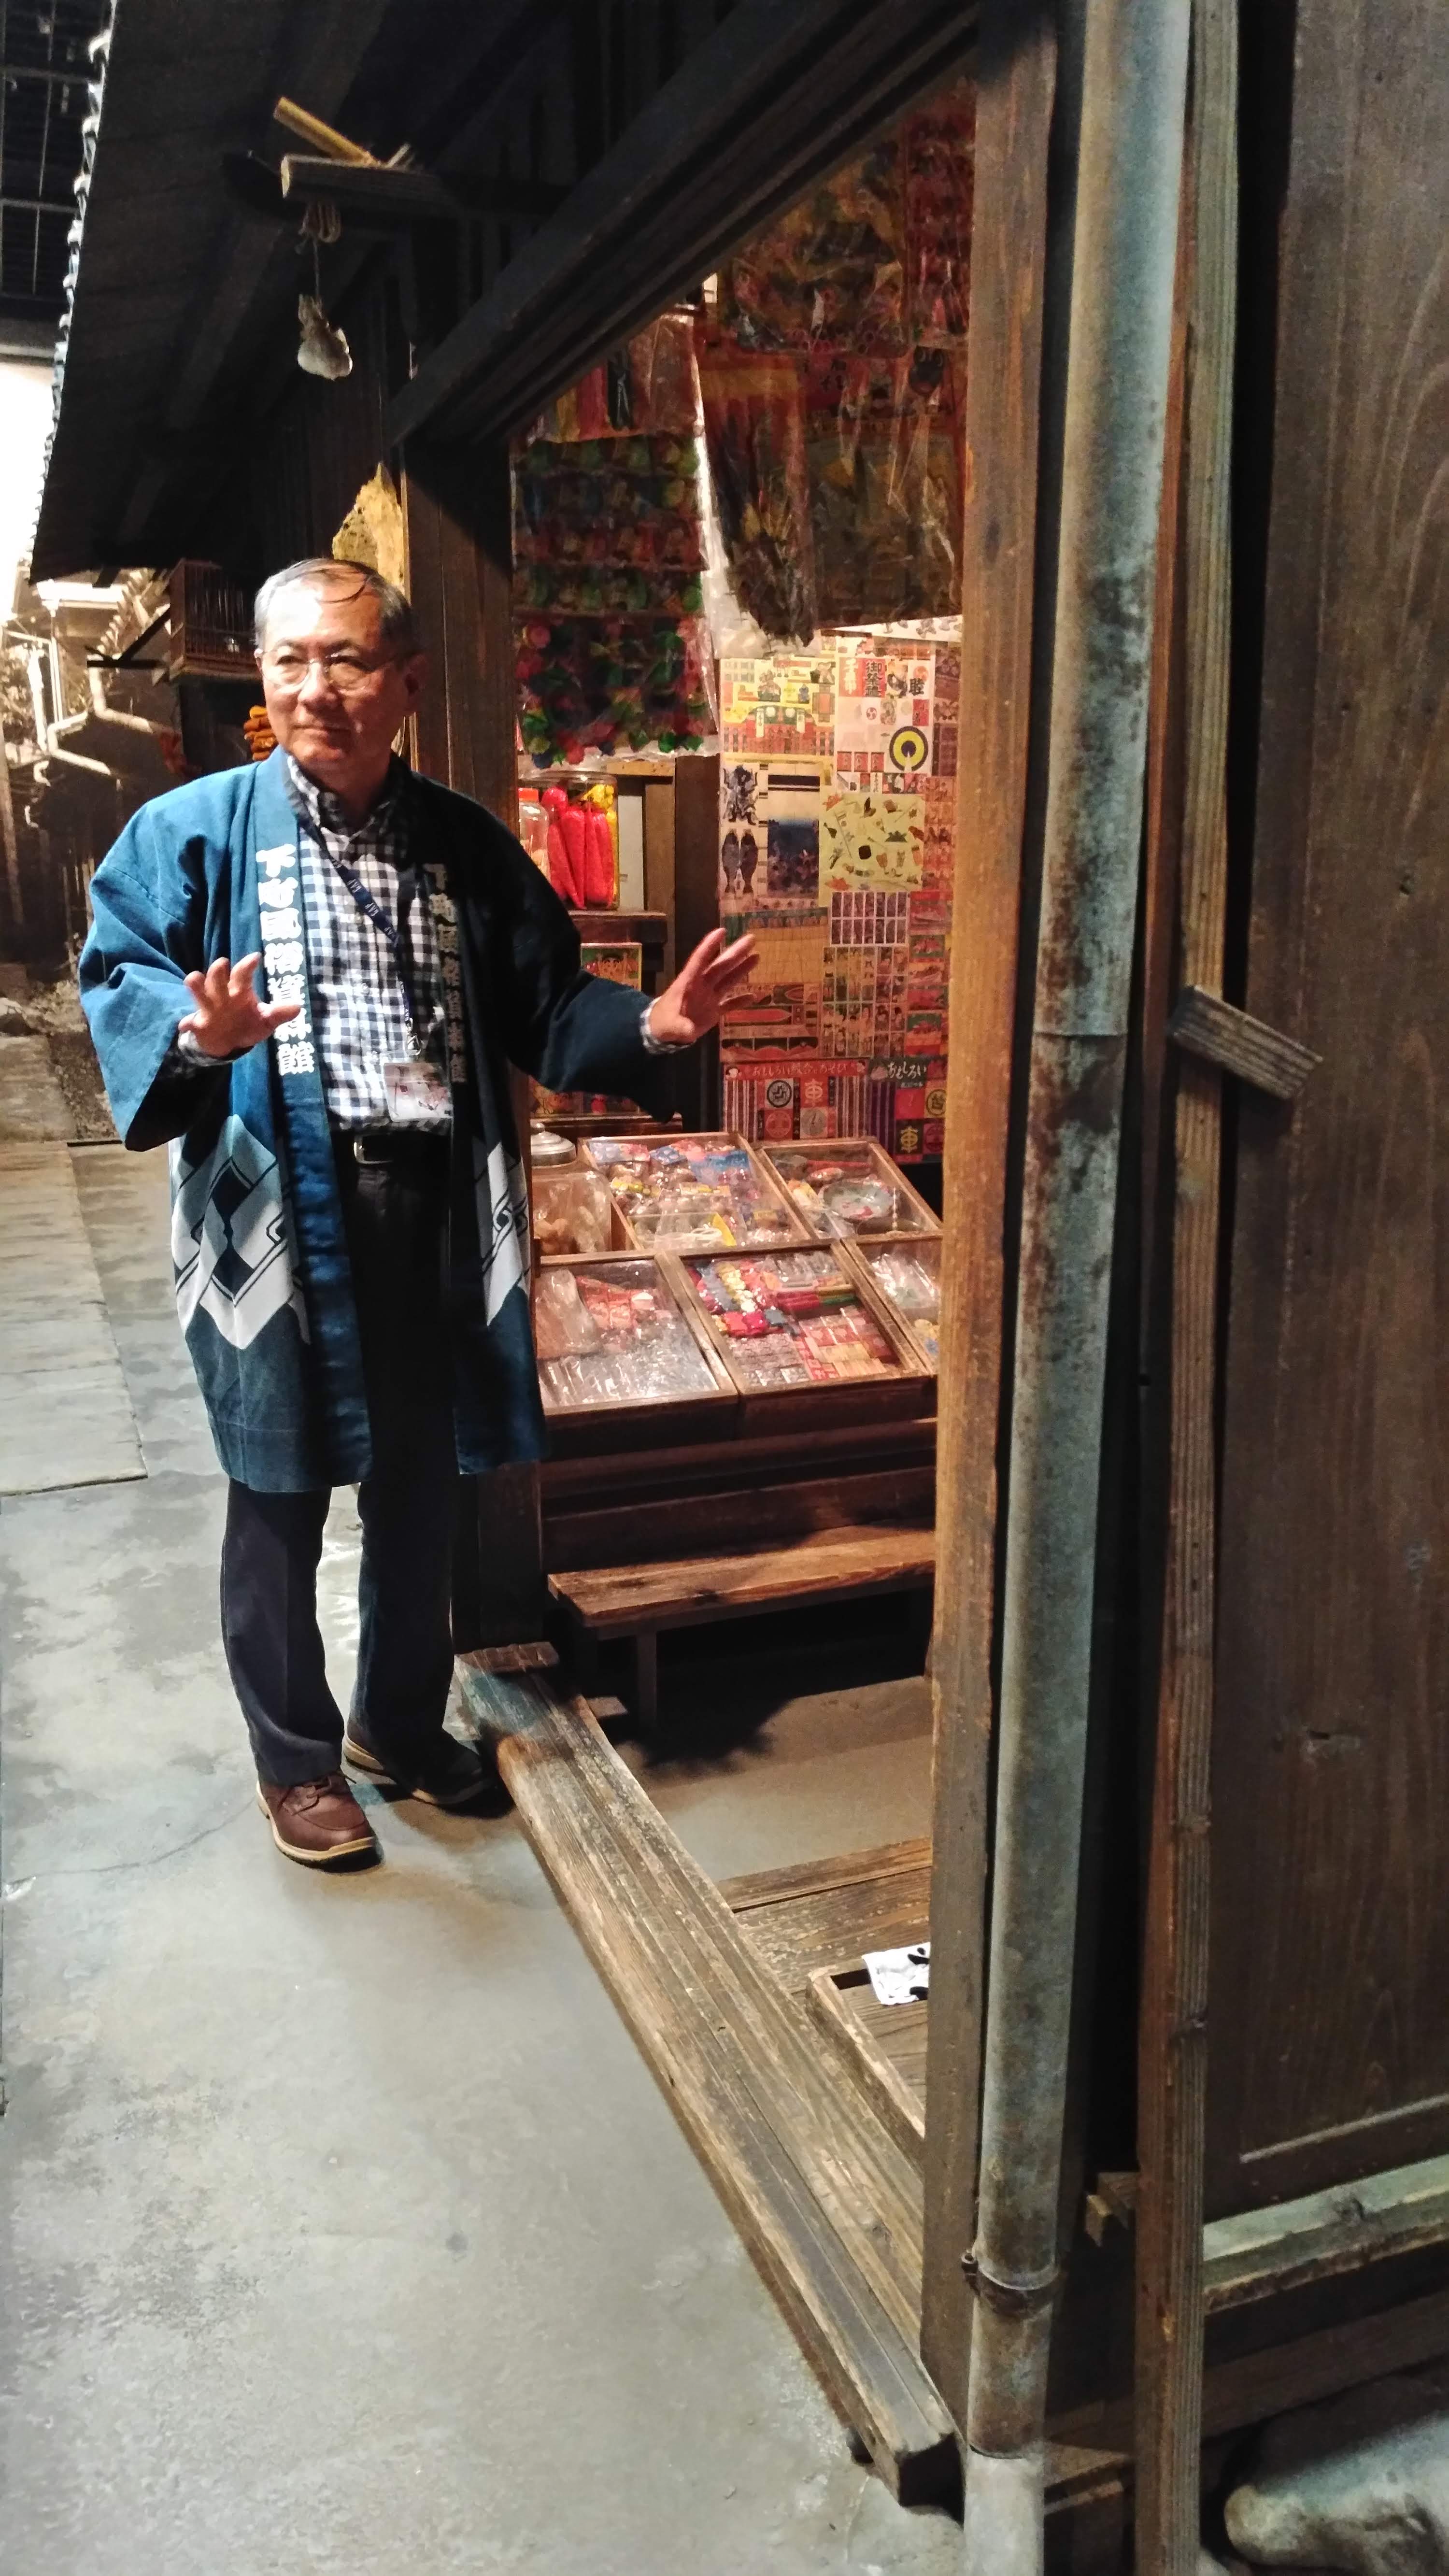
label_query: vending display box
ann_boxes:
[533,1252,737,1456]
[531,1162,629,1258]
[673,1242,932,1435]
[848,1235,941,1372]
[758,1138,941,1243]
[580,1130,810,1254]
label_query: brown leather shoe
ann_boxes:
[343,1722,500,1810]
[256,1773,379,1866]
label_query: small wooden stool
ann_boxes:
[548,1526,936,1730]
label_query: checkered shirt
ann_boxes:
[284,754,446,1129]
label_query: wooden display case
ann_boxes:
[531,1162,629,1257]
[581,1129,810,1254]
[533,1252,736,1457]
[759,1138,941,1242]
[671,1242,933,1436]
[847,1235,941,1372]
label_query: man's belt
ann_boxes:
[336,1125,451,1167]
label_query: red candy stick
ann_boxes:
[541,784,581,906]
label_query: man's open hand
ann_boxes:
[178,954,301,1058]
[645,928,756,1049]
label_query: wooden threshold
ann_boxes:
[456,1652,956,2504]
[456,1703,1423,2556]
[721,1839,932,1999]
[808,1964,927,2173]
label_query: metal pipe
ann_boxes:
[962,0,1191,2565]
[46,719,111,779]
[85,664,169,736]
[29,655,112,780]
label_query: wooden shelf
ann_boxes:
[571,909,668,946]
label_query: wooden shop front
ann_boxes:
[33,3,1449,2569]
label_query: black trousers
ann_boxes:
[220,1132,459,1788]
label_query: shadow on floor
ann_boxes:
[590,1591,930,1767]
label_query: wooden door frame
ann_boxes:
[919,8,1060,2428]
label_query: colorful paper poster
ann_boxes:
[834,639,936,783]
[580,942,643,990]
[862,1055,949,1161]
[828,888,910,946]
[932,638,961,780]
[819,789,925,894]
[718,909,827,1051]
[821,940,910,1059]
[723,1056,870,1143]
[719,754,832,907]
[919,775,957,897]
[720,654,835,756]
[717,628,958,1161]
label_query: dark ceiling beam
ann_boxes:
[388,0,979,450]
[157,2,396,440]
[279,152,566,226]
[396,0,572,167]
[110,1,399,558]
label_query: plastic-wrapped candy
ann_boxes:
[536,1259,720,1411]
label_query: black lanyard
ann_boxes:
[327,846,431,1043]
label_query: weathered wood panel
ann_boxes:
[1135,5,1237,2565]
[921,7,1056,2430]
[723,1840,932,1996]
[457,1655,957,2502]
[1208,0,1449,2212]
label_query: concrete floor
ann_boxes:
[0,1143,955,2576]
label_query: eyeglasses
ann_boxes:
[260,646,401,696]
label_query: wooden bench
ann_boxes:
[547,1525,936,1728]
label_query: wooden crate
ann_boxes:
[533,1251,737,1456]
[667,1241,934,1436]
[581,1128,811,1253]
[759,1138,941,1244]
[539,1412,937,1572]
[531,1162,630,1258]
[846,1235,941,1372]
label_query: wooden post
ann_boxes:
[1134,4,1238,2566]
[402,435,547,1648]
[401,434,516,822]
[919,13,1057,2433]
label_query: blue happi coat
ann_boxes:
[79,748,670,1490]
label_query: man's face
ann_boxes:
[256,574,425,800]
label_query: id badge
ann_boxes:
[382,1055,453,1128]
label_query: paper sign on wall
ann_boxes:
[819,789,925,895]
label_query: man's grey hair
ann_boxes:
[254,557,420,655]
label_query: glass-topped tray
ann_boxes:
[760,1138,940,1241]
[532,1164,617,1259]
[582,1130,808,1254]
[852,1236,941,1371]
[678,1246,919,1395]
[533,1255,728,1415]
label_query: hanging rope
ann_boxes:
[299,196,341,246]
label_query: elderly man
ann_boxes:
[80,557,752,1868]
